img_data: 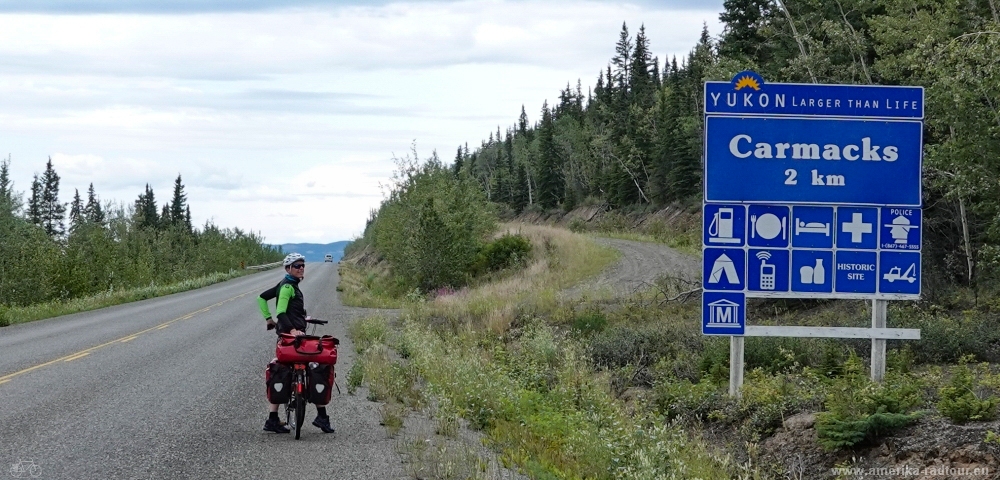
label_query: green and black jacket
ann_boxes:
[258,274,307,335]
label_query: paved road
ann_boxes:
[0,263,405,480]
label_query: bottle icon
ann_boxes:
[813,259,825,284]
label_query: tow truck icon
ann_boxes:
[883,263,916,283]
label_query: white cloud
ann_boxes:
[0,0,724,244]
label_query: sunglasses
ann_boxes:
[289,263,305,269]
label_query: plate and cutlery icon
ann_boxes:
[750,213,787,240]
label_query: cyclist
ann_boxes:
[258,252,335,434]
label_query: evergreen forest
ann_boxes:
[0,157,282,317]
[455,0,1000,300]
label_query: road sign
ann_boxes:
[791,250,834,293]
[705,73,924,119]
[748,249,789,292]
[703,204,746,246]
[791,206,834,248]
[835,250,878,293]
[879,251,921,295]
[747,205,790,248]
[703,291,745,335]
[836,206,878,249]
[703,248,746,291]
[704,116,922,206]
[879,207,921,250]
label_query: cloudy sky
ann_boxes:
[0,0,724,244]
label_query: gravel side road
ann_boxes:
[0,263,406,480]
[561,237,699,300]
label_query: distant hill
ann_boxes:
[278,241,350,263]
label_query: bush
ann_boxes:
[815,353,923,450]
[570,309,607,335]
[473,233,532,275]
[937,355,999,424]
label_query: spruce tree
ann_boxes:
[39,158,66,237]
[453,146,464,176]
[85,183,104,225]
[170,174,188,231]
[69,188,83,228]
[536,101,562,209]
[135,184,159,230]
[0,155,21,217]
[28,174,42,226]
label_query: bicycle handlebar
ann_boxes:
[306,319,328,325]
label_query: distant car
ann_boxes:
[324,254,333,262]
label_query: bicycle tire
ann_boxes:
[285,393,296,435]
[294,391,306,439]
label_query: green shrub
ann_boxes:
[567,217,587,233]
[571,309,607,335]
[937,356,999,424]
[590,325,680,386]
[473,233,532,275]
[815,353,923,450]
[652,377,729,422]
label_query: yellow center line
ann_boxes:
[0,289,258,385]
[63,352,90,362]
[120,336,139,343]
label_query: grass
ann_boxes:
[0,268,265,327]
[346,225,741,478]
[344,218,1000,477]
[337,262,406,309]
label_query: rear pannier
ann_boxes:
[307,364,335,405]
[265,361,293,404]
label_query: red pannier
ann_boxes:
[276,334,338,365]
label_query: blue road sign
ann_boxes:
[703,291,745,335]
[835,250,877,293]
[701,72,923,312]
[836,206,878,249]
[747,204,790,248]
[704,116,922,206]
[879,251,920,295]
[791,250,834,293]
[704,204,746,247]
[880,207,921,250]
[705,72,924,119]
[792,206,835,248]
[703,248,746,291]
[748,249,789,292]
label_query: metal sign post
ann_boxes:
[701,72,924,396]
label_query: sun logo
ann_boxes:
[734,75,761,91]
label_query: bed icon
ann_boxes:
[795,219,830,236]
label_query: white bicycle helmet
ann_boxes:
[282,253,306,266]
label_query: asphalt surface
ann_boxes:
[0,263,406,480]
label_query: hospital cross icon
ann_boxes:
[841,213,872,243]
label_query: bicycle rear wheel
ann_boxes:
[294,392,306,439]
[285,394,296,434]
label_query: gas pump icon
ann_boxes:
[708,207,741,244]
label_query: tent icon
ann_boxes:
[708,253,740,284]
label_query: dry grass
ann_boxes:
[423,223,619,333]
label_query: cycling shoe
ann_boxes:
[312,416,335,433]
[263,418,290,433]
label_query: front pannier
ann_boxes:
[307,364,335,405]
[276,334,338,365]
[265,361,293,404]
